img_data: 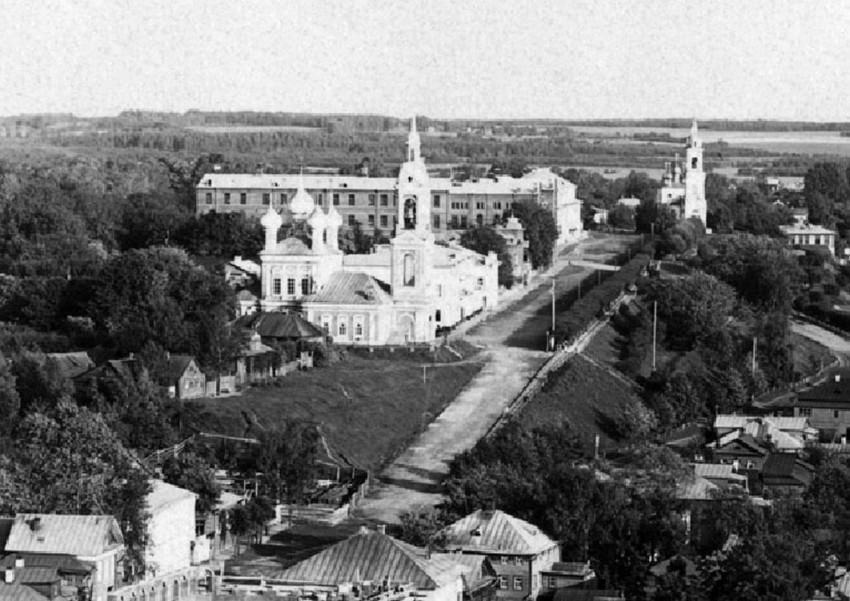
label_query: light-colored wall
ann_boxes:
[146,495,196,577]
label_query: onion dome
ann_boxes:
[260,204,283,230]
[325,201,343,229]
[289,172,315,220]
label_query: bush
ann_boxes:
[554,244,653,344]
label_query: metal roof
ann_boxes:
[6,514,123,558]
[692,463,748,482]
[234,312,325,339]
[675,476,718,501]
[0,581,50,601]
[439,510,557,556]
[271,529,462,589]
[45,352,95,379]
[305,272,392,305]
[714,415,811,432]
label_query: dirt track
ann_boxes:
[355,234,634,523]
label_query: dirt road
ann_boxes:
[355,234,635,523]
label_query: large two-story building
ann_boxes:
[195,119,583,245]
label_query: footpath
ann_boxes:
[354,236,626,523]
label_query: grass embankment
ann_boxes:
[183,341,483,472]
[519,354,639,454]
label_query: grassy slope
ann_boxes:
[183,344,484,472]
[519,354,638,454]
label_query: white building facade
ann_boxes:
[253,119,500,345]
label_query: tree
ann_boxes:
[174,212,263,258]
[398,509,449,547]
[616,398,658,440]
[252,424,319,503]
[804,162,850,206]
[635,198,677,237]
[0,354,20,442]
[646,272,738,351]
[119,193,190,250]
[607,205,636,230]
[2,402,152,574]
[459,226,514,288]
[510,201,558,269]
[161,451,221,514]
[89,247,239,370]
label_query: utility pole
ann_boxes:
[551,277,556,333]
[652,301,658,371]
[752,337,757,375]
[422,365,427,384]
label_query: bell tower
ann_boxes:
[396,116,431,234]
[684,119,707,225]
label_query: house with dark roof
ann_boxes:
[437,510,579,600]
[794,370,850,441]
[708,434,769,471]
[760,453,814,494]
[4,515,124,601]
[159,354,206,400]
[255,526,473,601]
[46,352,95,380]
[0,554,92,601]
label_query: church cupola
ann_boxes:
[289,170,315,220]
[260,204,283,251]
[308,208,328,251]
[324,203,343,252]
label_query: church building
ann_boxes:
[656,119,707,225]
[250,119,499,346]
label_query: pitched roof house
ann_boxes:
[4,515,124,601]
[267,526,469,601]
[438,510,565,600]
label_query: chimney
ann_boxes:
[358,525,369,535]
[14,558,23,569]
[4,568,13,584]
[29,517,41,532]
[842,436,847,445]
[376,524,386,535]
[836,374,842,383]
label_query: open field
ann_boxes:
[573,126,850,157]
[518,354,639,454]
[183,344,484,472]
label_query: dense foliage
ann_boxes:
[459,225,515,288]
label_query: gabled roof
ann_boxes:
[46,352,95,379]
[5,514,124,558]
[161,355,196,383]
[272,529,462,589]
[712,434,769,456]
[305,272,392,305]
[439,510,557,555]
[234,312,325,339]
[147,480,196,514]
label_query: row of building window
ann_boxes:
[320,316,365,339]
[272,278,311,296]
[496,576,524,591]
[798,408,842,419]
[499,556,525,566]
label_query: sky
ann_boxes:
[2,0,850,121]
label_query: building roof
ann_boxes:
[197,173,399,192]
[234,312,325,339]
[305,272,392,305]
[714,415,812,432]
[692,463,748,484]
[147,479,196,514]
[227,257,261,276]
[46,352,95,379]
[711,434,770,456]
[0,518,13,550]
[0,581,51,601]
[797,371,850,407]
[0,554,91,574]
[439,509,557,555]
[272,529,462,589]
[5,514,123,558]
[161,355,196,383]
[762,453,814,487]
[779,224,836,236]
[675,475,718,501]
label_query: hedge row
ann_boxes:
[554,248,653,344]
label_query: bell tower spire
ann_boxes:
[407,115,421,162]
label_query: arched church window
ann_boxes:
[403,253,415,286]
[691,157,698,169]
[355,322,363,336]
[404,198,417,229]
[338,321,347,336]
